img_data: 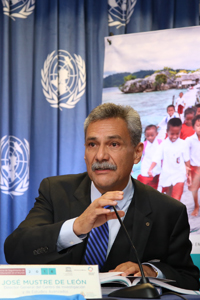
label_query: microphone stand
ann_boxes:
[108,206,160,299]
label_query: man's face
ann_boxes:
[167,126,181,143]
[194,120,200,136]
[167,107,175,117]
[179,92,183,98]
[84,118,143,193]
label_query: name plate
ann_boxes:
[0,265,101,299]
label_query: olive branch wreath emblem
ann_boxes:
[41,51,86,110]
[0,136,30,197]
[2,0,35,21]
[108,0,137,28]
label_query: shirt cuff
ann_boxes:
[57,218,87,252]
[142,263,165,279]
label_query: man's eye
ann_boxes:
[88,142,96,147]
[111,142,118,147]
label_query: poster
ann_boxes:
[102,26,200,265]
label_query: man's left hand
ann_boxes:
[109,261,157,277]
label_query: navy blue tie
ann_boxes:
[84,221,109,271]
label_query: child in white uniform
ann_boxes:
[186,115,200,216]
[175,92,186,121]
[148,118,190,201]
[157,105,179,140]
[137,125,162,190]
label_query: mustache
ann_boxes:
[91,161,117,171]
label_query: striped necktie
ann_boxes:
[84,221,109,271]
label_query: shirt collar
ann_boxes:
[91,176,134,210]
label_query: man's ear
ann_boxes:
[133,142,143,164]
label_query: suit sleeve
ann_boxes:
[152,205,200,290]
[4,178,73,264]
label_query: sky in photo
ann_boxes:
[103,25,200,77]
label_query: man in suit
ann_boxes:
[4,103,199,290]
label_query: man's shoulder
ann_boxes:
[36,172,91,204]
[46,172,88,181]
[40,172,90,189]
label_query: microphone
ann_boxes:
[108,205,160,299]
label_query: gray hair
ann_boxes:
[84,103,142,146]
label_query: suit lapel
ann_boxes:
[72,174,91,215]
[69,175,154,267]
[70,174,91,264]
[104,179,154,269]
[130,179,154,261]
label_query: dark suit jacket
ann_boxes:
[4,172,200,290]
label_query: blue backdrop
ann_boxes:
[0,0,199,264]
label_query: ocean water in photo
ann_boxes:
[102,87,186,134]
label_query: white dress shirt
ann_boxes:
[57,176,133,253]
[57,176,163,278]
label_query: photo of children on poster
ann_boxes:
[102,26,200,256]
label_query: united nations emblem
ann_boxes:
[0,136,30,197]
[41,50,86,110]
[108,0,137,28]
[2,0,35,21]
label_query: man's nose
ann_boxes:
[95,145,109,161]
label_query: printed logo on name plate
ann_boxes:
[2,0,35,21]
[41,50,86,110]
[0,136,30,197]
[108,0,137,28]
